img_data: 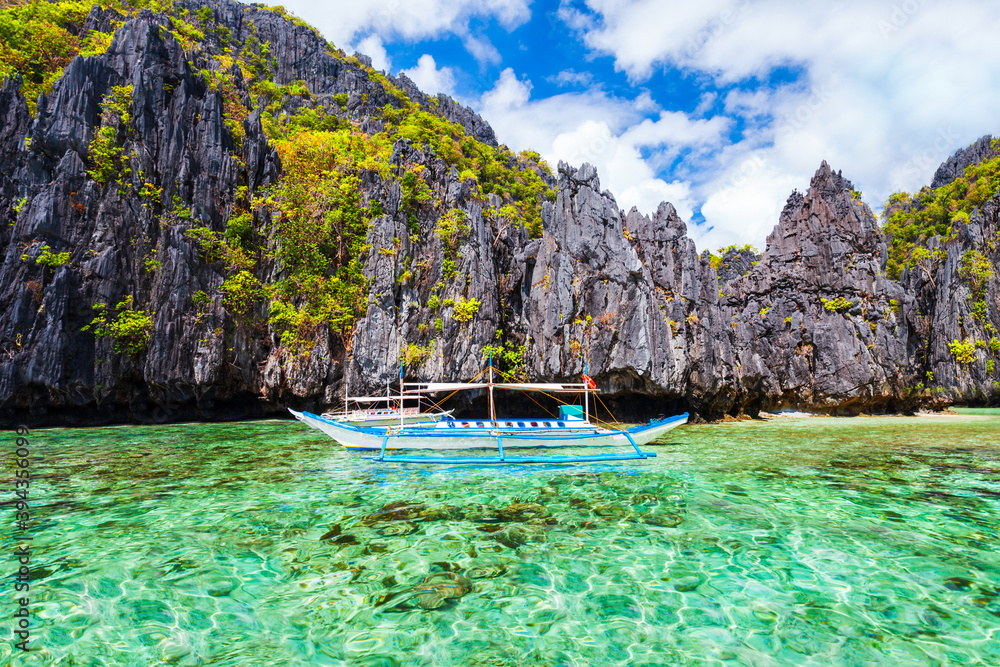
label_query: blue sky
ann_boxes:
[266,0,1000,252]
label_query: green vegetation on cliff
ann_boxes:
[203,10,552,352]
[383,104,553,236]
[86,84,133,182]
[959,249,996,321]
[82,295,153,355]
[482,334,527,380]
[708,244,759,272]
[0,1,177,114]
[7,0,556,356]
[949,338,978,364]
[266,127,391,350]
[882,139,1000,278]
[1,1,99,113]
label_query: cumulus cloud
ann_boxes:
[547,119,700,219]
[620,112,730,155]
[249,0,1000,253]
[259,0,530,57]
[564,0,1000,249]
[462,34,503,65]
[354,35,391,72]
[480,68,533,113]
[400,55,457,96]
[548,69,594,87]
[477,70,728,221]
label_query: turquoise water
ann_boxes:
[3,414,999,665]
[951,407,1000,416]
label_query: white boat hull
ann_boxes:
[290,410,688,451]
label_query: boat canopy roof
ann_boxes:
[404,382,488,393]
[346,396,396,403]
[403,381,593,394]
[494,382,591,393]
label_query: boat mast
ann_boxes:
[344,353,350,414]
[488,351,496,423]
[584,358,590,424]
[398,363,404,429]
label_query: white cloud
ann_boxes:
[548,69,594,87]
[249,0,1000,254]
[722,88,775,119]
[400,55,456,96]
[620,111,729,153]
[476,70,727,221]
[480,68,533,115]
[693,92,717,117]
[354,34,391,72]
[562,0,1000,249]
[632,91,658,113]
[696,154,803,251]
[255,0,531,58]
[567,0,736,81]
[462,34,503,65]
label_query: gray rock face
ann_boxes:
[901,197,1000,405]
[0,0,998,426]
[0,75,31,242]
[177,0,495,143]
[2,10,255,424]
[714,245,760,284]
[0,0,510,425]
[931,135,995,189]
[517,159,998,418]
[722,163,915,413]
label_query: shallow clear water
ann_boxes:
[3,413,1000,665]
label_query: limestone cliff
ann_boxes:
[1,0,997,426]
[518,160,998,419]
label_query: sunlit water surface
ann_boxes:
[3,412,1000,665]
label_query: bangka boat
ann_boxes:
[290,408,687,461]
[290,361,688,464]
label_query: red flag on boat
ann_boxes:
[582,373,597,390]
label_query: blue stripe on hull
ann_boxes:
[361,452,658,464]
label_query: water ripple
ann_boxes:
[4,414,1000,665]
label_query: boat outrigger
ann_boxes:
[290,358,688,464]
